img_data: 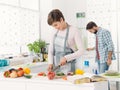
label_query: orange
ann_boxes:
[23,67,31,74]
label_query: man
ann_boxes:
[86,21,116,74]
[47,9,84,74]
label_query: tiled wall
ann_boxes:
[0,4,39,55]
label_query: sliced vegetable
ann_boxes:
[38,72,46,76]
[56,72,65,76]
[62,76,67,80]
[24,75,32,79]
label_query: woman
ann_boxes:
[47,9,84,74]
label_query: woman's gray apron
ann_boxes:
[53,25,76,74]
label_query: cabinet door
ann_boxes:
[27,81,108,90]
[0,81,25,90]
[26,82,94,90]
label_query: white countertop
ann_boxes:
[0,72,109,90]
[103,75,120,82]
[0,72,107,86]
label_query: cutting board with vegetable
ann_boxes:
[55,72,66,79]
[103,70,120,78]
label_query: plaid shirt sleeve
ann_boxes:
[102,31,114,51]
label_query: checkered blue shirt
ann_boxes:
[96,28,116,63]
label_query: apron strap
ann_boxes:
[53,23,70,55]
[53,30,59,56]
[64,24,69,54]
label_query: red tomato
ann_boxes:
[38,72,46,76]
[47,72,55,80]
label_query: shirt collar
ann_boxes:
[96,27,102,35]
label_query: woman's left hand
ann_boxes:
[60,57,67,66]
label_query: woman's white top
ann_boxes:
[48,25,84,64]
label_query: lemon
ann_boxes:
[23,67,31,74]
[75,69,84,75]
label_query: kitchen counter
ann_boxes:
[0,73,108,90]
[9,56,33,66]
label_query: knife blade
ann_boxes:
[52,65,60,72]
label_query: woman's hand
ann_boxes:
[60,57,67,66]
[47,64,53,72]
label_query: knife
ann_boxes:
[52,65,60,72]
[52,60,71,72]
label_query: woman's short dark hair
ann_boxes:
[86,21,97,30]
[47,9,65,25]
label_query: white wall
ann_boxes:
[0,0,39,10]
[0,0,19,6]
[52,0,87,27]
[20,0,39,10]
[40,0,53,43]
[0,0,40,55]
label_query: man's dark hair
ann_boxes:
[47,9,65,25]
[86,21,97,30]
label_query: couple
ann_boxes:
[47,9,116,74]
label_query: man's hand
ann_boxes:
[107,59,112,66]
[60,57,67,66]
[47,64,53,72]
[107,51,112,66]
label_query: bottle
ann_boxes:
[83,61,89,72]
[92,63,99,74]
[43,50,48,62]
[83,60,92,73]
[41,47,48,62]
[41,47,45,62]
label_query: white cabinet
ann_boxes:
[26,83,54,90]
[26,82,84,90]
[26,81,108,90]
[0,81,25,90]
